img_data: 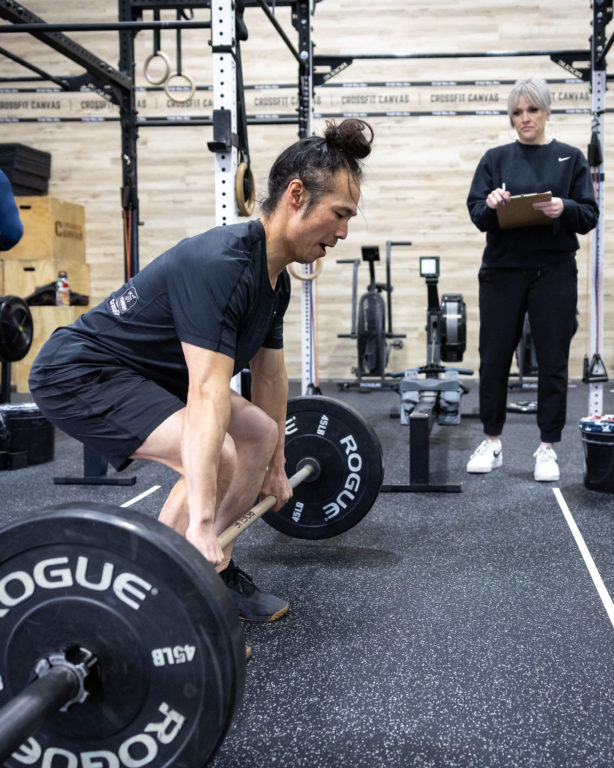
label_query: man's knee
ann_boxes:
[258,413,279,461]
[244,405,279,452]
[220,434,239,477]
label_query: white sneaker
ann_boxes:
[466,439,503,473]
[533,445,560,482]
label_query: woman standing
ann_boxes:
[466,78,599,481]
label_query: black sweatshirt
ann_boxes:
[466,139,599,269]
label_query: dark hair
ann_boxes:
[261,118,374,215]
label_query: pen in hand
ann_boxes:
[501,182,506,205]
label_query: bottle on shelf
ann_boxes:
[55,270,70,306]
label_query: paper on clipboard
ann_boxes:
[496,191,553,230]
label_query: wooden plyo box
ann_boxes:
[4,196,86,265]
[0,258,90,300]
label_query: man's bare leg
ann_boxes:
[130,393,286,621]
[214,394,289,621]
[130,392,278,561]
[215,393,279,532]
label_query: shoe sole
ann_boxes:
[534,474,560,482]
[239,604,289,623]
[466,460,503,474]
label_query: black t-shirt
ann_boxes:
[466,139,599,268]
[29,220,290,399]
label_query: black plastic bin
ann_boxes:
[579,415,614,493]
[0,143,51,195]
[0,403,55,470]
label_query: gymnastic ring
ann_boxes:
[288,261,323,281]
[235,161,256,217]
[164,72,196,103]
[143,50,171,85]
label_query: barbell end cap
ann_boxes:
[296,457,321,483]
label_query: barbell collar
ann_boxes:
[296,456,321,482]
[34,646,99,711]
[218,462,315,549]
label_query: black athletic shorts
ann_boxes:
[30,367,185,471]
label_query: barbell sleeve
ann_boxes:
[0,665,80,762]
[218,463,315,550]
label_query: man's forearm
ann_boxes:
[182,388,231,524]
[251,371,288,470]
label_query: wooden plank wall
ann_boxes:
[1,0,611,383]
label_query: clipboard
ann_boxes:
[496,191,553,230]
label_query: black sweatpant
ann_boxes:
[478,257,578,443]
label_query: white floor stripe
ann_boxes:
[120,485,161,508]
[553,487,614,629]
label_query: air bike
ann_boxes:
[337,242,409,391]
[383,256,473,493]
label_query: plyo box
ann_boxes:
[12,305,87,394]
[0,258,90,300]
[4,196,86,265]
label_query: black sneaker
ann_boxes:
[219,560,289,622]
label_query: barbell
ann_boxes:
[0,396,384,766]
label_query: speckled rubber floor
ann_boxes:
[3,378,614,767]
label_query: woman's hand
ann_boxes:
[486,187,511,209]
[532,196,564,219]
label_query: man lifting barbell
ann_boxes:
[28,118,374,623]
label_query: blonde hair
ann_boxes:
[507,78,551,126]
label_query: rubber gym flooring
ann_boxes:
[2,378,614,767]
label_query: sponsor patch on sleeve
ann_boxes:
[109,286,139,316]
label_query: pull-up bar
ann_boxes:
[0,20,211,32]
[312,49,592,85]
[314,49,589,61]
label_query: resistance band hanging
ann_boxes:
[289,261,322,393]
[583,122,609,386]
